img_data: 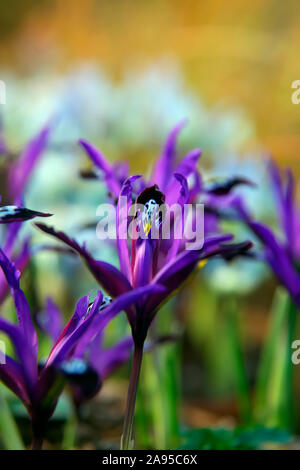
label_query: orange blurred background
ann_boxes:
[0,0,299,166]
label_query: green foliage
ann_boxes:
[254,288,298,429]
[0,387,25,450]
[179,426,291,450]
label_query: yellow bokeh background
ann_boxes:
[0,0,299,166]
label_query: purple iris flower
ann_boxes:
[35,123,252,448]
[36,121,252,346]
[0,122,53,305]
[234,159,300,308]
[0,247,162,449]
[79,121,202,204]
[7,122,53,203]
[38,296,134,407]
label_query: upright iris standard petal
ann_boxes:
[117,175,141,281]
[151,121,186,191]
[165,149,201,205]
[8,123,52,202]
[268,159,298,257]
[79,139,122,197]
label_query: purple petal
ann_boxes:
[3,222,23,255]
[165,149,201,204]
[132,239,154,288]
[0,238,31,306]
[35,223,132,297]
[79,139,122,197]
[50,295,90,354]
[0,248,37,356]
[146,234,233,313]
[117,175,141,281]
[268,160,294,250]
[8,123,52,202]
[37,298,64,345]
[163,173,189,263]
[0,318,37,396]
[0,355,29,404]
[284,168,296,255]
[151,121,186,191]
[50,284,165,365]
[247,220,300,304]
[89,336,133,379]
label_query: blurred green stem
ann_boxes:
[121,343,143,450]
[254,288,297,429]
[0,388,25,450]
[225,297,251,424]
[62,399,77,450]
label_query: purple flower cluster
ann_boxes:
[4,119,297,449]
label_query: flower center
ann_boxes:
[141,198,160,236]
[136,185,165,237]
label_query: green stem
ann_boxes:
[254,289,297,429]
[0,387,25,450]
[31,416,46,450]
[121,344,144,450]
[31,435,43,450]
[226,297,251,424]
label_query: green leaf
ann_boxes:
[178,426,291,450]
[0,387,25,450]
